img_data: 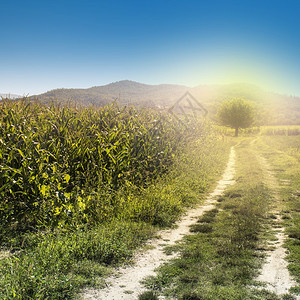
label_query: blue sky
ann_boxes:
[1,0,300,96]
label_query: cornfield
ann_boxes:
[0,100,191,231]
[260,126,300,136]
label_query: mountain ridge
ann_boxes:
[21,80,300,125]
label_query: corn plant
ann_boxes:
[0,99,200,233]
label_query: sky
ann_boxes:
[1,0,300,96]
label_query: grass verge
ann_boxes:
[0,222,154,299]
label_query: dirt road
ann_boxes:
[82,139,299,299]
[82,147,236,300]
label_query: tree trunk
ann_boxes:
[235,127,239,137]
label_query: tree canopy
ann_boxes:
[217,98,255,136]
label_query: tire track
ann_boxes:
[254,145,298,297]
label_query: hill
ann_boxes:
[28,80,300,125]
[30,80,188,108]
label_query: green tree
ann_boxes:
[217,98,255,136]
